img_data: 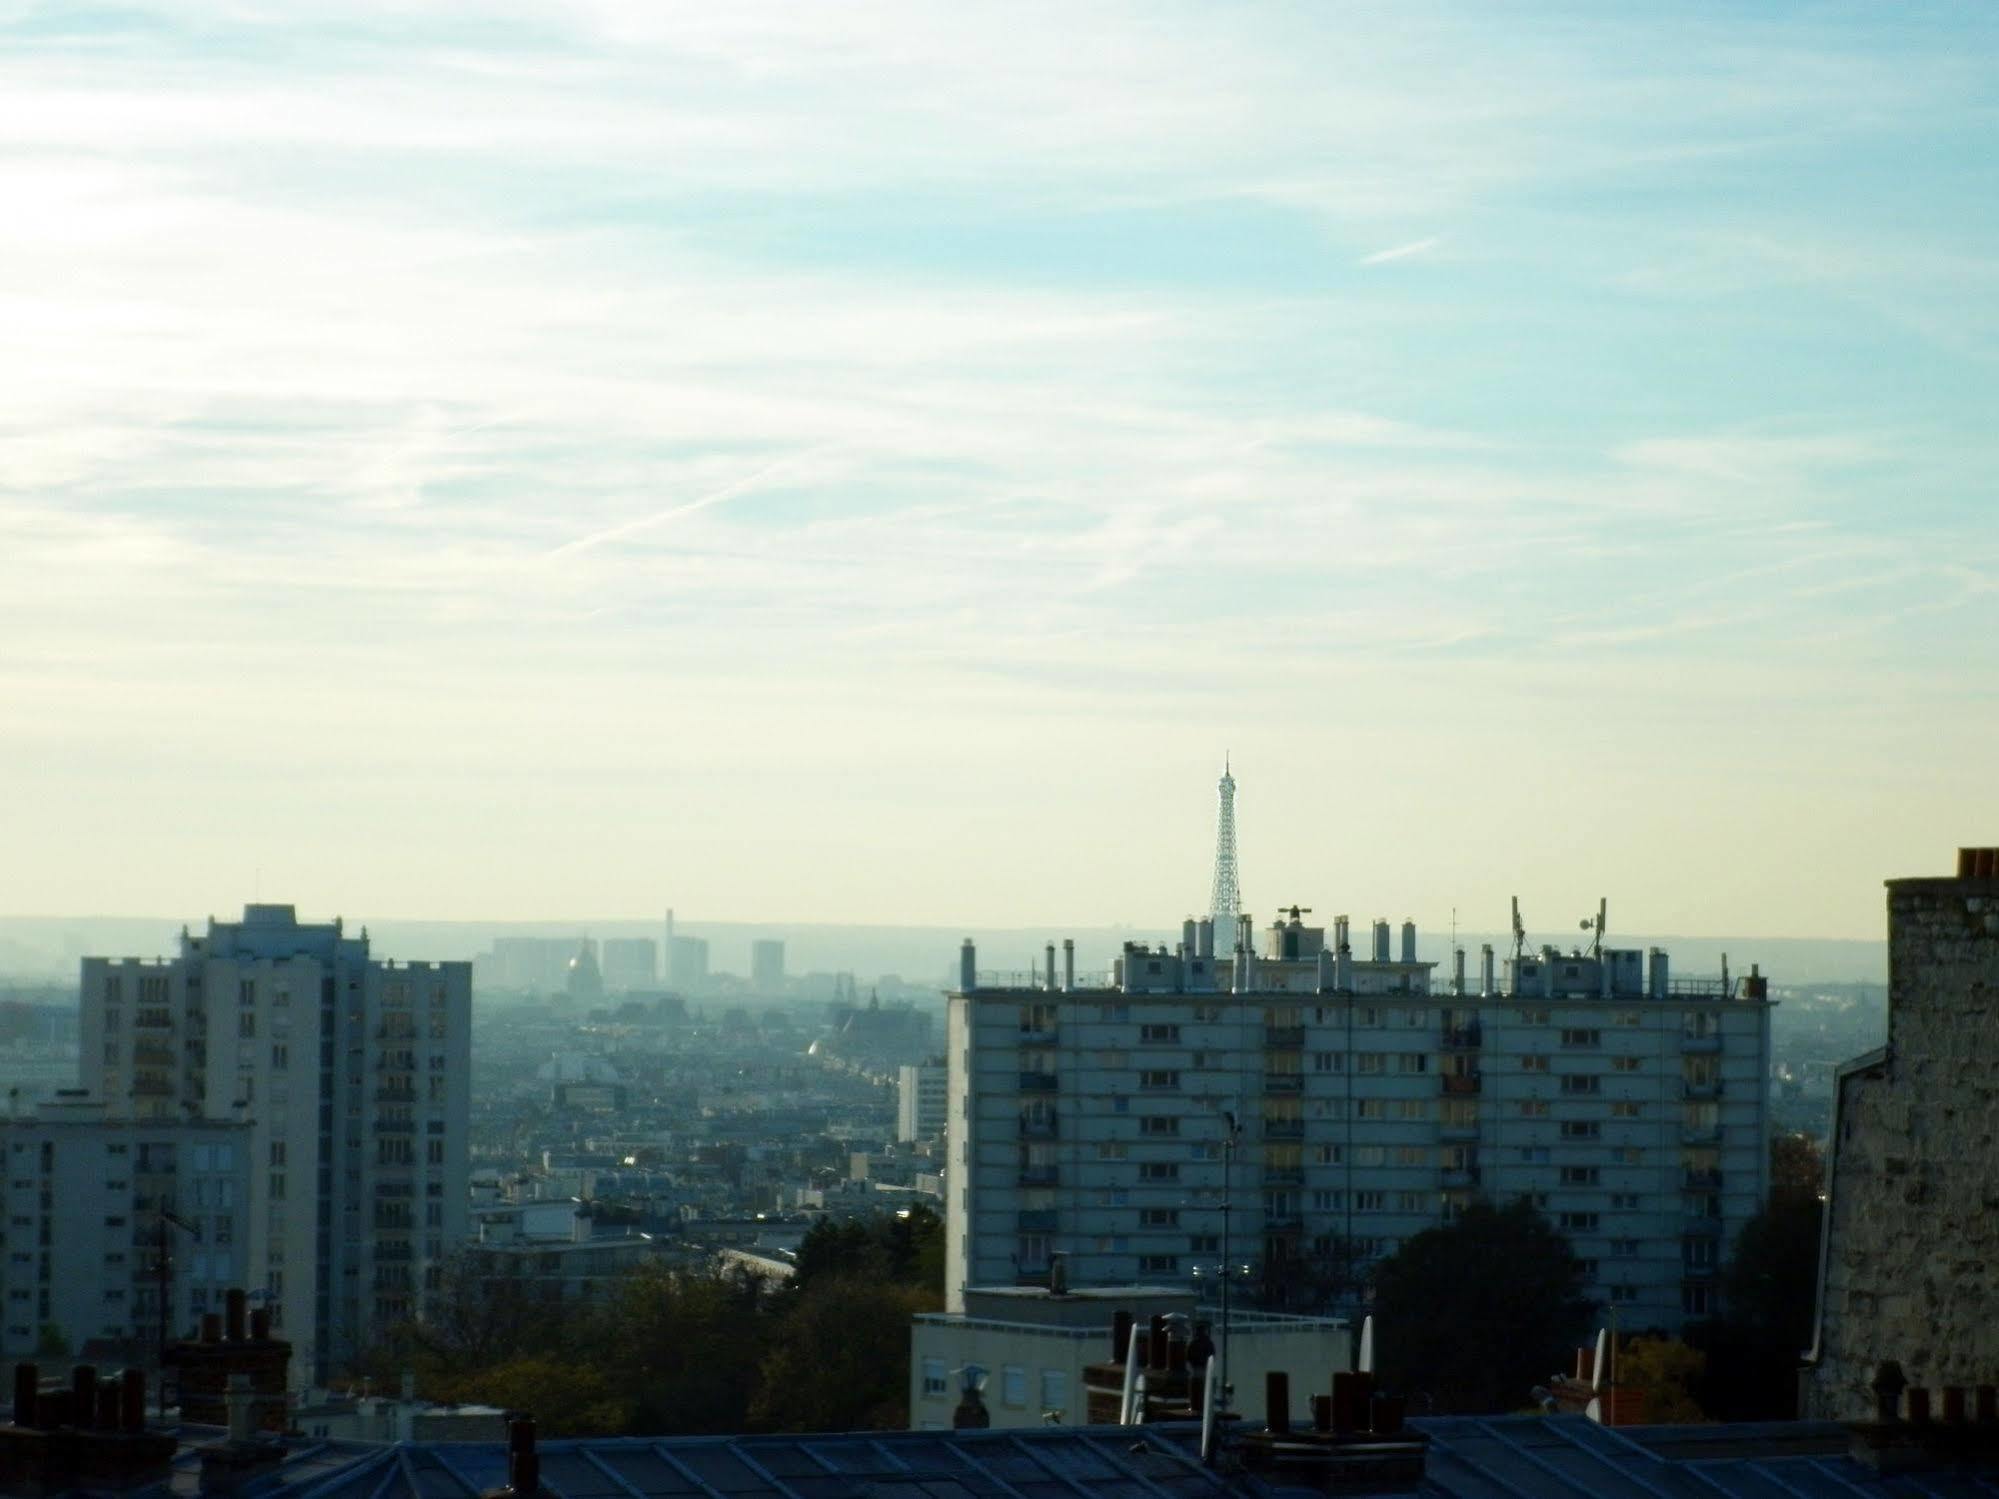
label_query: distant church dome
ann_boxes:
[566,940,603,1002]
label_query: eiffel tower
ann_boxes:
[1209,758,1240,937]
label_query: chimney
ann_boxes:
[484,1414,542,1496]
[1479,944,1494,998]
[1400,921,1416,963]
[1372,921,1390,962]
[1316,946,1334,992]
[1197,918,1214,958]
[1044,944,1057,991]
[0,1362,177,1494]
[1062,939,1075,992]
[959,940,975,992]
[1452,948,1465,996]
[225,1288,246,1343]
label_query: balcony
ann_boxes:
[1440,1120,1481,1142]
[375,1088,417,1104]
[1682,1215,1723,1237]
[1018,1072,1058,1093]
[1018,1114,1059,1139]
[1262,1167,1304,1187]
[1682,1169,1723,1191]
[1263,1074,1304,1095]
[1440,1024,1483,1050]
[1018,1028,1060,1047]
[1440,1073,1482,1096]
[1681,1079,1723,1101]
[375,1119,416,1135]
[132,1077,174,1097]
[1682,1125,1721,1146]
[1441,1166,1483,1190]
[1263,1120,1304,1140]
[1018,1209,1058,1232]
[1680,1032,1722,1053]
[1018,1165,1059,1187]
[1264,1027,1306,1050]
[131,1045,176,1067]
[1680,1263,1718,1282]
[1263,1216,1304,1236]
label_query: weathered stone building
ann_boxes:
[1806,847,1999,1418]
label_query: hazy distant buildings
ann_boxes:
[896,1063,948,1144]
[948,908,1771,1333]
[1807,847,1999,1419]
[669,935,710,992]
[601,938,658,992]
[750,940,786,993]
[79,904,471,1384]
[482,936,585,994]
[0,1097,251,1359]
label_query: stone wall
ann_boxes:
[1808,869,1999,1419]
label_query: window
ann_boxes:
[1312,1052,1343,1072]
[1561,1029,1601,1048]
[1394,1099,1427,1120]
[1561,1167,1600,1186]
[1516,1008,1550,1025]
[1310,1189,1343,1211]
[1001,1366,1027,1407]
[1139,1163,1179,1182]
[1520,1100,1550,1118]
[1611,1056,1643,1073]
[1140,1116,1179,1136]
[1682,1285,1713,1316]
[1520,1055,1549,1073]
[1611,1101,1642,1119]
[1397,1053,1428,1074]
[1560,1074,1601,1095]
[1609,1284,1639,1304]
[1560,1120,1600,1140]
[1188,1234,1220,1253]
[922,1358,948,1397]
[1140,1208,1179,1227]
[1139,1254,1177,1273]
[1394,1146,1428,1168]
[1312,1144,1342,1165]
[1354,1191,1385,1212]
[1394,1191,1427,1213]
[1040,1369,1068,1412]
[1353,1146,1385,1167]
[1610,1193,1639,1210]
[1558,1212,1599,1232]
[1139,1070,1180,1091]
[1356,1054,1386,1075]
[1354,1008,1379,1027]
[1611,1238,1640,1257]
[1615,1011,1643,1027]
[1355,1099,1386,1120]
[1520,1146,1550,1164]
[1139,1024,1180,1044]
[1096,1142,1126,1160]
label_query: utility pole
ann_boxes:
[1216,1109,1243,1459]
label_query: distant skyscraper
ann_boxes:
[1209,759,1240,936]
[668,934,709,991]
[601,937,658,992]
[750,939,786,993]
[79,904,470,1385]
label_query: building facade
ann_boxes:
[79,904,471,1384]
[0,1098,252,1359]
[750,940,786,993]
[1806,848,1999,1419]
[898,1063,949,1144]
[908,1285,1346,1430]
[601,938,658,993]
[947,908,1771,1333]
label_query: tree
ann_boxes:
[1617,1337,1706,1423]
[599,1265,776,1434]
[1688,1133,1825,1420]
[34,1324,71,1359]
[748,1278,937,1432]
[1370,1200,1595,1414]
[452,1357,632,1435]
[791,1206,944,1295]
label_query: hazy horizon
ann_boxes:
[4,4,1994,938]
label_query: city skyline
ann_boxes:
[4,4,1996,936]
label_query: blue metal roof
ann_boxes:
[101,1415,1999,1499]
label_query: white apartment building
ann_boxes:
[80,904,471,1384]
[909,1284,1347,1430]
[897,1063,948,1144]
[0,1097,252,1358]
[947,908,1771,1334]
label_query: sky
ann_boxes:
[1,2,1995,939]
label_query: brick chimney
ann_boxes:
[166,1290,291,1434]
[0,1363,175,1497]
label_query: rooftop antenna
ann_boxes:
[1209,760,1241,938]
[1510,896,1527,960]
[1579,898,1606,960]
